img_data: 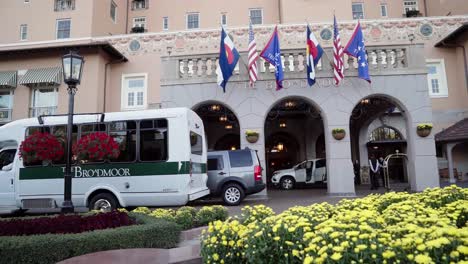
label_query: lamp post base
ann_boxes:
[61,200,75,214]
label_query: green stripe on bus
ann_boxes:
[19,161,207,180]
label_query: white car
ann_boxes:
[271,159,327,190]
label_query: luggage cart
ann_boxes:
[383,150,408,191]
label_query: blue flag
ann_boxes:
[260,26,284,90]
[216,27,240,92]
[344,22,371,83]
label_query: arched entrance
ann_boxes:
[350,96,409,186]
[367,126,408,183]
[193,102,240,151]
[264,97,325,186]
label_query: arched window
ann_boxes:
[369,126,403,141]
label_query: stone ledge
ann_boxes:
[59,226,207,264]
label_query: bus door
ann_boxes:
[0,147,17,207]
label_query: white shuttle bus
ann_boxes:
[0,108,209,214]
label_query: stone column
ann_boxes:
[326,115,356,196]
[446,143,457,184]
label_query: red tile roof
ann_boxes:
[435,118,468,142]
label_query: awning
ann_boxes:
[19,67,62,86]
[0,71,17,88]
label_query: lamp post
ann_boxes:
[61,51,84,214]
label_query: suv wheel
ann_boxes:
[280,177,295,190]
[222,183,245,206]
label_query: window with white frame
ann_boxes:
[110,1,117,22]
[54,0,75,11]
[186,13,199,29]
[133,17,146,29]
[352,3,364,19]
[380,4,388,17]
[426,59,448,97]
[20,24,28,40]
[56,19,71,39]
[221,13,227,26]
[163,17,169,30]
[249,8,263,25]
[404,0,418,12]
[132,0,147,10]
[121,74,147,110]
[30,87,58,117]
[0,89,14,122]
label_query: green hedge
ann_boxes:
[0,213,181,264]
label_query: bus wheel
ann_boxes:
[89,193,118,212]
[222,183,245,206]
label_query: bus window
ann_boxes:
[26,126,50,136]
[81,123,107,136]
[51,125,78,165]
[139,119,168,162]
[190,131,203,155]
[109,121,137,162]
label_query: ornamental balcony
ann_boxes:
[161,44,424,86]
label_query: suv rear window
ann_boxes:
[228,150,253,167]
[207,156,223,171]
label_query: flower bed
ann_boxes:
[0,213,180,264]
[201,186,468,264]
[130,205,229,230]
[0,211,133,236]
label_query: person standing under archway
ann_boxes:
[369,154,380,190]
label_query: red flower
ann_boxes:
[19,132,64,164]
[72,132,120,162]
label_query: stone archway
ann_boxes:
[193,101,240,151]
[349,95,412,188]
[264,97,325,188]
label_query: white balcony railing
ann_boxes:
[0,109,12,123]
[169,45,409,83]
[54,0,75,11]
[29,107,57,118]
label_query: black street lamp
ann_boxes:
[61,51,84,213]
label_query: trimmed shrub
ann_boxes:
[175,209,195,230]
[0,211,133,236]
[130,206,229,230]
[0,212,181,264]
[195,206,229,227]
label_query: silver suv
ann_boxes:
[207,149,265,206]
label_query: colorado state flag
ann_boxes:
[306,25,324,86]
[216,27,240,92]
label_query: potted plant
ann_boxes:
[73,132,120,162]
[332,128,346,140]
[416,123,432,137]
[245,130,259,143]
[19,131,64,166]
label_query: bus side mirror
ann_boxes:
[2,163,12,171]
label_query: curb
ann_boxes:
[59,227,206,264]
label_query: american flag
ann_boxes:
[333,15,344,85]
[248,21,259,87]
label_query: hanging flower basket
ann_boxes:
[416,123,432,137]
[73,132,120,162]
[19,131,64,165]
[332,128,346,140]
[245,130,259,143]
